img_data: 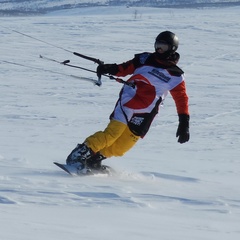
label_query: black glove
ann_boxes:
[96,64,118,78]
[176,114,190,144]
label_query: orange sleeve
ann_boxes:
[115,60,136,77]
[170,81,189,115]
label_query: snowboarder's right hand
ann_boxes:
[97,64,118,78]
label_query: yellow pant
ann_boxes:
[85,120,140,158]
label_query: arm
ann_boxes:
[116,60,136,77]
[96,59,135,78]
[96,52,151,78]
[169,81,189,115]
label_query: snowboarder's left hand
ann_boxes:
[176,114,190,144]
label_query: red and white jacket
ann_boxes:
[110,52,189,136]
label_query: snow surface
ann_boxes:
[1,5,240,240]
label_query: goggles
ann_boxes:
[154,41,170,52]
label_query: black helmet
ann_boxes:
[154,31,179,58]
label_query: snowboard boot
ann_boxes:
[86,152,106,170]
[66,143,94,165]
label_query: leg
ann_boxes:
[66,120,139,167]
[66,120,127,165]
[85,120,128,153]
[100,126,140,158]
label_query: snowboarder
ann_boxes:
[66,31,190,171]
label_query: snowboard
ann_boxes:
[54,162,113,176]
